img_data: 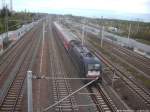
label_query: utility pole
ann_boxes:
[112,69,116,87]
[85,19,88,42]
[1,0,5,51]
[10,0,13,12]
[2,0,5,8]
[127,23,131,45]
[100,16,104,48]
[136,18,139,33]
[5,5,9,44]
[111,69,119,88]
[58,15,60,23]
[81,18,85,46]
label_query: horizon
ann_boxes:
[1,0,150,22]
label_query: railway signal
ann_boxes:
[111,69,119,88]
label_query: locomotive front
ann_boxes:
[84,57,102,83]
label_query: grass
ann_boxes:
[107,30,150,46]
[137,75,150,89]
[88,36,150,89]
[135,39,150,45]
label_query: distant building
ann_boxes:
[107,26,124,34]
[108,27,118,32]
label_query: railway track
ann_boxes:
[52,24,100,112]
[65,21,150,77]
[89,43,150,109]
[88,85,117,112]
[0,25,42,88]
[87,32,150,77]
[48,24,78,112]
[82,22,150,65]
[58,22,129,111]
[81,31,150,79]
[102,40,150,76]
[62,22,150,108]
[109,41,150,65]
[0,23,42,111]
[52,22,121,112]
[30,22,52,112]
[0,23,39,66]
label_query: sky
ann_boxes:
[2,0,150,21]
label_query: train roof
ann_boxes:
[73,44,100,64]
[54,22,79,42]
[54,22,101,65]
[64,31,79,42]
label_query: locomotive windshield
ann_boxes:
[88,64,100,71]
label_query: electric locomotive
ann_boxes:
[69,40,102,83]
[53,22,102,83]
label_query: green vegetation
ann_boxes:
[0,7,45,34]
[137,75,150,89]
[135,39,150,45]
[67,15,150,44]
[88,36,150,89]
[0,7,46,49]
[102,19,150,44]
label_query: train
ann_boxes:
[53,22,102,84]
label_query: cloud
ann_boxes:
[13,0,150,14]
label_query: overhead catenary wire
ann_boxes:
[42,77,98,112]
